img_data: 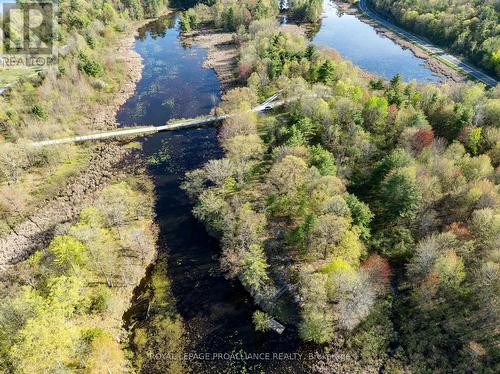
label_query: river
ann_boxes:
[116,4,440,373]
[117,14,307,373]
[311,0,441,82]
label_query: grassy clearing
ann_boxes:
[0,67,37,87]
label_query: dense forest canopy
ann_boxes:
[0,0,498,373]
[369,0,500,79]
[182,1,500,372]
[288,0,324,22]
[179,0,323,32]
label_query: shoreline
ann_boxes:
[0,19,152,271]
[1,11,181,372]
[335,1,466,83]
[181,26,239,93]
[176,18,382,374]
[85,19,150,131]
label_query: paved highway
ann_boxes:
[358,0,498,87]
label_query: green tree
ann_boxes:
[180,12,192,32]
[433,250,465,289]
[298,272,333,343]
[317,60,336,84]
[10,312,79,373]
[290,0,323,22]
[49,236,88,273]
[253,310,271,332]
[465,127,482,155]
[180,8,200,32]
[102,2,116,25]
[460,154,493,181]
[310,144,336,176]
[307,214,350,259]
[86,333,127,373]
[241,244,270,293]
[345,194,373,240]
[386,74,404,105]
[78,52,103,77]
[362,96,389,139]
[125,0,144,20]
[369,148,414,188]
[379,167,422,220]
[299,309,334,343]
[143,0,163,18]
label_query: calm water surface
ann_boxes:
[117,15,307,373]
[116,16,219,126]
[117,3,445,371]
[312,0,441,82]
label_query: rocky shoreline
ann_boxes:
[86,22,148,131]
[0,20,150,272]
[0,143,131,272]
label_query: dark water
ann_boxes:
[117,15,307,373]
[311,0,441,82]
[117,4,445,372]
[116,16,219,126]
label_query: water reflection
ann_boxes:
[117,14,307,373]
[136,16,176,40]
[116,14,221,126]
[117,6,440,373]
[311,1,441,82]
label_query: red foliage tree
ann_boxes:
[388,103,398,122]
[239,63,252,81]
[243,8,252,25]
[445,221,471,240]
[412,129,434,153]
[458,125,473,143]
[417,271,439,303]
[361,255,391,289]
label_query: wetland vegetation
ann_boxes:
[0,0,498,373]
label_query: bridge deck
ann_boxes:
[31,94,284,147]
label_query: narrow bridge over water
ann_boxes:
[32,93,284,147]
